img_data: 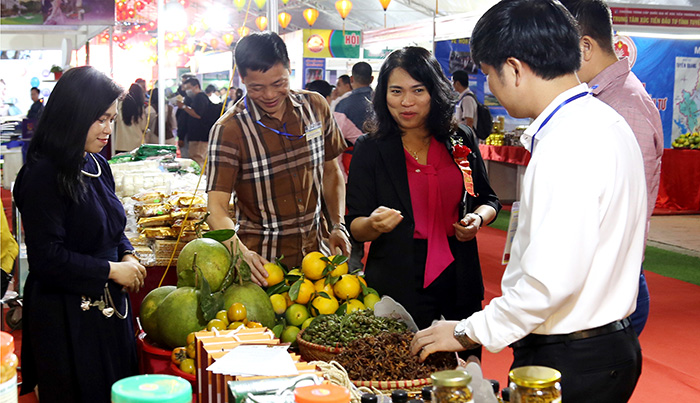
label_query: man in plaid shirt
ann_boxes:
[206,32,350,286]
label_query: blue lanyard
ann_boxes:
[244,96,304,140]
[530,90,591,152]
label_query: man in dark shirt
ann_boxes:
[27,87,44,120]
[335,62,374,135]
[177,77,211,168]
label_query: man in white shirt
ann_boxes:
[411,1,644,401]
[452,69,477,129]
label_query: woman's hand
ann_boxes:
[453,213,482,242]
[369,206,404,234]
[109,258,147,293]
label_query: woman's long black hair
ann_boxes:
[26,66,123,203]
[121,83,145,126]
[367,46,457,142]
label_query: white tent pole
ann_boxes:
[157,0,166,144]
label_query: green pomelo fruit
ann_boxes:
[223,282,276,329]
[155,286,208,349]
[177,238,231,292]
[139,285,176,343]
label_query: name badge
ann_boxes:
[305,122,322,140]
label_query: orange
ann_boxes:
[363,293,380,310]
[333,274,361,300]
[215,310,229,327]
[328,255,349,277]
[207,318,226,331]
[263,262,285,286]
[345,299,365,314]
[180,358,195,375]
[301,251,328,280]
[310,295,339,316]
[227,302,247,322]
[285,303,310,327]
[186,343,196,359]
[270,294,287,315]
[294,279,315,304]
[185,332,197,346]
[313,279,334,296]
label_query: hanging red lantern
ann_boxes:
[134,1,144,11]
[210,38,219,49]
[278,11,291,29]
[255,16,268,31]
[127,8,135,18]
[303,8,318,27]
[116,2,126,12]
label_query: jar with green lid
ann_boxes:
[430,370,473,403]
[508,366,561,403]
[111,374,192,403]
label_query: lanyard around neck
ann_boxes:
[244,96,304,140]
[530,90,590,152]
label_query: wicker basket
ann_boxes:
[296,329,344,362]
[351,377,432,393]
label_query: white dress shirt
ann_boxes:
[465,84,647,352]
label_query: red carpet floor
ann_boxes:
[476,226,700,402]
[5,225,700,401]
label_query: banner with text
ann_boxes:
[302,29,361,59]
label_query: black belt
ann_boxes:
[511,317,631,349]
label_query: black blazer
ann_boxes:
[345,126,501,286]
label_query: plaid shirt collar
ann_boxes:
[242,91,304,122]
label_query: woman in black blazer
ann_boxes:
[346,47,500,357]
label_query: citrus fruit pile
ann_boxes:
[263,252,382,346]
[672,132,700,149]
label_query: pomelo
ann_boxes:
[155,286,208,349]
[223,282,276,329]
[139,285,176,344]
[177,238,231,292]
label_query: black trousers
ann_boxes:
[511,325,642,403]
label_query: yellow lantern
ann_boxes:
[210,38,219,49]
[187,24,198,36]
[281,0,289,4]
[335,0,352,32]
[335,0,352,19]
[165,32,175,42]
[238,26,250,37]
[255,16,268,31]
[278,11,292,29]
[254,0,265,10]
[222,33,235,46]
[379,0,391,27]
[176,31,186,41]
[303,8,319,27]
[233,0,245,11]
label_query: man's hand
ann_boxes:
[243,250,270,287]
[329,227,351,256]
[410,320,469,362]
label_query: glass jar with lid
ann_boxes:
[430,370,473,403]
[508,366,561,403]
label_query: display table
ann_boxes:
[655,149,700,213]
[479,145,531,203]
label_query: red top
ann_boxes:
[405,136,463,287]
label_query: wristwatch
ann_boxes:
[122,250,139,259]
[331,222,350,238]
[454,319,479,350]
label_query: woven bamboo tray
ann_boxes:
[351,377,431,393]
[296,329,344,362]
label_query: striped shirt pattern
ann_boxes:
[207,90,346,267]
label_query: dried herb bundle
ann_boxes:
[335,331,457,381]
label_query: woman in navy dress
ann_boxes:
[14,66,147,402]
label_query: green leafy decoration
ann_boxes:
[285,272,302,284]
[202,229,237,243]
[363,286,379,297]
[265,282,290,296]
[335,302,347,316]
[288,277,303,302]
[272,323,284,339]
[198,268,223,322]
[331,255,348,265]
[274,256,289,273]
[316,291,331,300]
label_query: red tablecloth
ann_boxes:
[479,144,531,166]
[655,149,700,212]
